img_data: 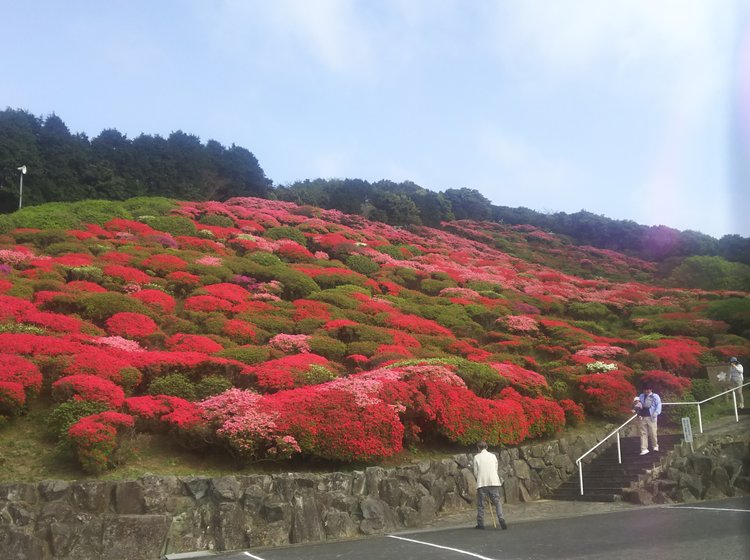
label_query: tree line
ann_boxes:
[1,108,748,269]
[0,109,271,211]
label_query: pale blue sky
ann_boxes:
[3,0,749,238]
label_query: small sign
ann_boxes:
[681,417,693,443]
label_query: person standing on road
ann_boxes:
[637,383,661,455]
[728,357,744,409]
[472,441,507,530]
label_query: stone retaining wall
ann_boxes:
[0,428,611,560]
[624,431,750,504]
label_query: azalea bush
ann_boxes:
[67,411,135,473]
[577,373,636,419]
[0,195,745,473]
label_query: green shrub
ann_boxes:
[67,266,104,283]
[270,267,320,299]
[147,374,197,400]
[309,335,348,360]
[198,214,235,227]
[12,203,83,230]
[70,200,130,224]
[46,400,110,440]
[46,241,91,256]
[215,345,270,364]
[186,264,234,282]
[567,302,613,321]
[196,375,233,399]
[308,285,369,309]
[14,228,71,248]
[345,254,379,275]
[140,215,197,237]
[420,278,457,295]
[247,252,284,267]
[551,380,572,400]
[690,379,715,401]
[347,341,379,356]
[78,292,153,322]
[302,364,339,385]
[123,196,177,217]
[264,226,307,246]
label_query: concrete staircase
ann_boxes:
[547,433,683,502]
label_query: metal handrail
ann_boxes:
[574,380,748,495]
[575,414,638,496]
[661,380,749,434]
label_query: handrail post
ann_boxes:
[578,460,583,495]
[697,404,703,434]
[616,431,622,464]
[732,391,739,422]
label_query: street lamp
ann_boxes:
[17,165,26,209]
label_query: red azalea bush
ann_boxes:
[52,375,126,408]
[67,411,135,473]
[19,310,83,333]
[269,387,403,461]
[183,295,234,313]
[245,354,332,391]
[201,283,250,303]
[375,365,530,446]
[499,387,565,438]
[0,354,43,398]
[0,381,26,417]
[637,370,692,398]
[641,338,706,375]
[131,289,176,314]
[141,254,188,274]
[222,319,257,343]
[103,264,153,284]
[124,395,202,431]
[166,334,224,354]
[389,314,454,337]
[61,347,136,386]
[105,312,159,339]
[559,399,585,426]
[491,362,548,396]
[577,372,636,419]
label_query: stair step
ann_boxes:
[549,435,683,502]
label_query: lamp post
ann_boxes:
[17,165,26,209]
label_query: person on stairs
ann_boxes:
[728,357,744,409]
[472,441,508,530]
[637,383,661,455]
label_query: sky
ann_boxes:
[3,0,749,239]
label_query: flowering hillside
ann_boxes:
[0,197,747,474]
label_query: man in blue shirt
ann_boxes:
[637,383,662,455]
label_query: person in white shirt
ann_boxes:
[728,357,744,409]
[472,441,507,530]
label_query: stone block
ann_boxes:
[100,514,170,560]
[38,480,70,502]
[323,510,357,539]
[211,477,240,502]
[290,494,325,544]
[114,481,144,514]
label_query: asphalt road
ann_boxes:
[187,496,750,560]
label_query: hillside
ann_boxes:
[0,196,748,477]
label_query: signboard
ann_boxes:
[681,417,693,443]
[705,365,733,389]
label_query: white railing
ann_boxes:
[660,380,749,434]
[575,381,748,495]
[575,414,638,496]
